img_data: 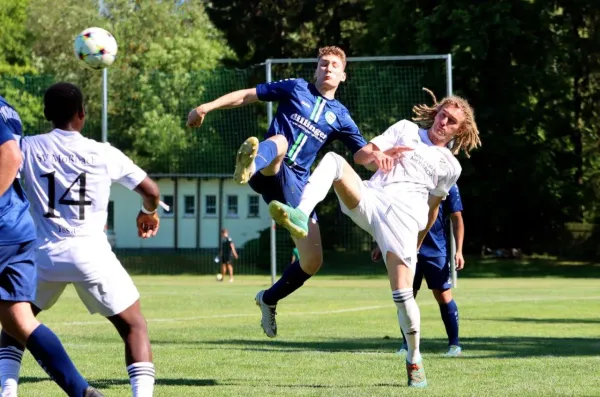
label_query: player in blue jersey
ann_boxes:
[187,47,394,337]
[378,184,465,357]
[0,96,103,397]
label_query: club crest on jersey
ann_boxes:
[325,111,336,125]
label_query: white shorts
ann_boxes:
[34,239,139,317]
[338,181,419,271]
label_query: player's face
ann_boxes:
[315,54,346,90]
[430,105,465,145]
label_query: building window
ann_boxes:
[205,195,216,216]
[227,195,238,216]
[248,195,259,217]
[107,201,114,230]
[162,195,174,216]
[184,195,195,216]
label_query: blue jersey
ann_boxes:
[419,184,463,258]
[0,96,36,245]
[256,78,366,183]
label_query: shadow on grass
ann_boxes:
[192,335,600,358]
[479,317,600,325]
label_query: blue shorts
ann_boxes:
[413,255,452,291]
[0,240,37,302]
[249,163,317,221]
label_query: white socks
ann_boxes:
[393,289,422,364]
[127,362,155,397]
[0,346,23,397]
[297,152,345,216]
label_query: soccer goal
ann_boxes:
[264,55,458,286]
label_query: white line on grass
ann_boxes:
[50,295,600,327]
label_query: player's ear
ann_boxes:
[340,71,346,83]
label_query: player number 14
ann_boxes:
[40,171,92,220]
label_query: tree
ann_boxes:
[23,0,236,172]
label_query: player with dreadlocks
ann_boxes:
[266,90,480,387]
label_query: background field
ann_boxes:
[15,257,600,396]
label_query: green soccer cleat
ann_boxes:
[406,359,427,388]
[444,345,462,357]
[268,201,309,239]
[233,137,259,184]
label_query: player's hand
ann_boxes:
[384,145,413,159]
[186,105,208,128]
[137,211,160,238]
[455,251,465,270]
[371,245,382,262]
[370,151,396,172]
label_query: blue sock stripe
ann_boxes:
[0,349,24,362]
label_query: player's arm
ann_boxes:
[187,88,258,128]
[450,211,465,270]
[0,120,21,197]
[354,143,412,172]
[417,195,444,250]
[230,241,239,260]
[133,177,161,239]
[354,120,413,172]
[0,139,21,197]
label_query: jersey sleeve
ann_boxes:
[0,119,15,146]
[445,184,463,213]
[431,154,462,198]
[105,144,147,190]
[337,113,367,154]
[256,78,302,102]
[370,119,411,152]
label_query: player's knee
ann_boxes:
[432,288,452,304]
[270,134,289,155]
[322,152,345,181]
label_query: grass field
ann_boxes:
[14,259,600,396]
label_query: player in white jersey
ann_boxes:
[0,83,159,397]
[268,92,481,388]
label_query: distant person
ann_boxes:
[219,229,238,283]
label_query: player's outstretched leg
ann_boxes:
[386,252,427,388]
[0,302,103,397]
[107,300,155,397]
[233,135,287,185]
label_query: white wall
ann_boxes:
[108,178,270,249]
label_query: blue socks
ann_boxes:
[262,260,311,306]
[439,299,460,346]
[26,325,89,397]
[254,140,278,173]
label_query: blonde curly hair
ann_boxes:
[412,88,481,157]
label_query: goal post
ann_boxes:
[265,54,457,287]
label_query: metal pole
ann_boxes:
[101,68,108,143]
[266,60,277,286]
[446,54,458,288]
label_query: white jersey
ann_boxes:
[366,120,461,227]
[20,129,146,250]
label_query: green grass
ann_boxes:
[16,272,600,396]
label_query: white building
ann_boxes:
[107,175,271,249]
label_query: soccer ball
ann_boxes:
[74,27,118,70]
[216,273,223,281]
